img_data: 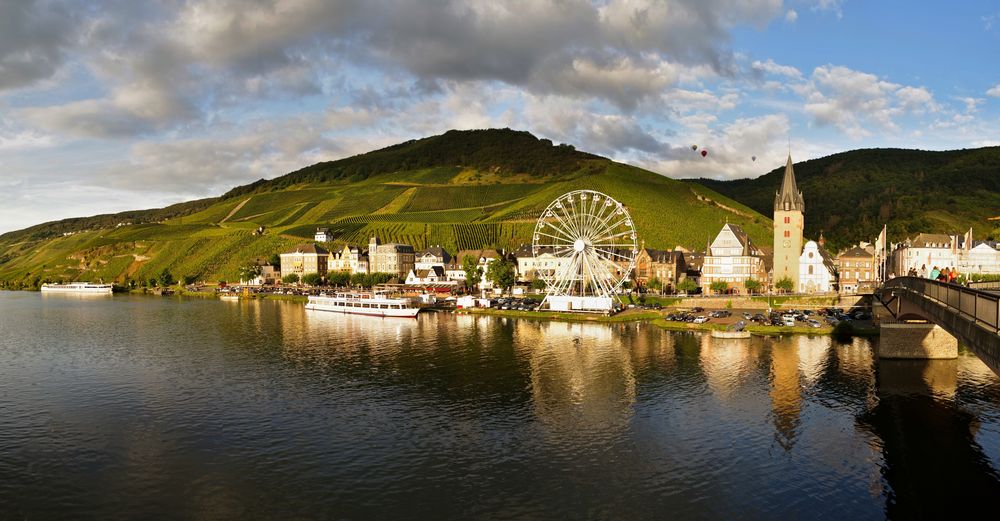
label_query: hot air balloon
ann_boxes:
[751,155,757,162]
[691,144,698,151]
[700,150,708,157]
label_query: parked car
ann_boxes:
[782,315,796,327]
[807,319,822,328]
[693,316,710,324]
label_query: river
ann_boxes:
[2,292,1000,519]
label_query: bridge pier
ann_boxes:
[878,323,958,360]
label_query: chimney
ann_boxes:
[818,231,825,247]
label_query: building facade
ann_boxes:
[773,154,805,292]
[889,230,1000,277]
[279,244,329,280]
[314,228,331,242]
[633,247,686,293]
[368,236,415,279]
[701,223,768,294]
[798,240,836,293]
[837,245,875,294]
[415,246,452,271]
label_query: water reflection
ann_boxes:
[514,320,637,436]
[860,358,1000,518]
[5,294,1000,519]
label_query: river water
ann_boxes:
[2,292,1000,519]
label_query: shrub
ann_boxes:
[282,273,300,284]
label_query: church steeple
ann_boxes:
[774,154,805,212]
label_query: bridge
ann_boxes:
[877,277,1000,376]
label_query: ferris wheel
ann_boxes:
[532,190,638,301]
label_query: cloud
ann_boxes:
[785,9,798,23]
[987,84,1000,97]
[801,65,939,138]
[0,0,76,90]
[11,0,792,138]
[751,59,803,79]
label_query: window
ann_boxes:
[808,252,814,259]
[808,265,814,275]
[784,230,790,238]
[784,216,790,224]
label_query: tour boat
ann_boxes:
[40,282,113,294]
[305,292,421,318]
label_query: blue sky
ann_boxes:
[1,0,998,234]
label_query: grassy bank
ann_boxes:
[462,308,661,323]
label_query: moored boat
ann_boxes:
[305,292,421,318]
[40,282,113,294]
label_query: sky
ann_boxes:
[1,0,999,234]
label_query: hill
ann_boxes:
[691,147,1000,252]
[0,129,771,288]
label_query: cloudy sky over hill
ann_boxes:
[1,0,999,233]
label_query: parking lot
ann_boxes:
[662,306,875,329]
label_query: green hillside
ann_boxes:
[691,147,1000,252]
[0,129,771,288]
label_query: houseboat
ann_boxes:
[305,292,421,318]
[40,282,113,294]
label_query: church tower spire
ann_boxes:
[773,153,804,292]
[775,154,805,212]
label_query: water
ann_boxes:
[2,293,1000,519]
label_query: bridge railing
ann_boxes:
[884,276,1000,334]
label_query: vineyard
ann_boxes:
[0,128,776,287]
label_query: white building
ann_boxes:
[798,240,836,293]
[415,246,451,271]
[405,266,455,285]
[314,228,332,242]
[889,230,1000,277]
[512,245,573,282]
[701,223,768,294]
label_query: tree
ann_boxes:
[158,268,175,287]
[462,255,483,292]
[647,277,663,294]
[486,256,517,295]
[775,277,794,293]
[239,263,263,283]
[179,274,196,286]
[327,271,351,287]
[710,280,729,294]
[268,253,281,267]
[301,273,323,286]
[677,278,698,294]
[530,278,547,291]
[282,273,300,284]
[744,279,762,294]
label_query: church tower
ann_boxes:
[773,154,805,291]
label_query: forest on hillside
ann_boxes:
[692,147,1000,251]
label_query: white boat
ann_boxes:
[305,292,421,318]
[40,282,113,294]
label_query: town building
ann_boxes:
[450,249,501,288]
[314,228,332,242]
[512,244,572,282]
[633,246,686,293]
[837,245,875,294]
[368,236,415,279]
[330,244,367,274]
[404,266,454,286]
[798,240,836,293]
[279,244,329,280]
[240,258,280,286]
[415,246,452,271]
[773,154,805,292]
[701,223,768,294]
[889,230,1000,276]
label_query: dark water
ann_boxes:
[2,293,1000,520]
